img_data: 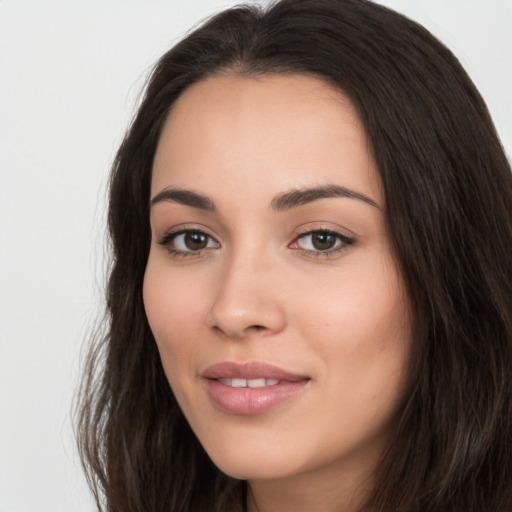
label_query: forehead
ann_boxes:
[151,73,382,206]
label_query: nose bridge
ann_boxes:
[205,240,285,339]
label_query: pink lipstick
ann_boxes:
[202,362,310,415]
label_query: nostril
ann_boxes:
[205,297,286,338]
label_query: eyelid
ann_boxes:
[157,225,220,256]
[155,223,354,259]
[157,223,217,242]
[289,219,356,237]
[292,229,353,246]
[288,225,355,257]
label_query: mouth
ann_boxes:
[202,362,310,415]
[217,377,280,388]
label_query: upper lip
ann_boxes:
[202,362,309,382]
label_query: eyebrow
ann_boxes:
[151,188,216,211]
[150,184,379,211]
[271,185,380,211]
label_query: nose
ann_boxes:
[205,252,286,340]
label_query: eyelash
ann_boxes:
[158,229,219,259]
[292,229,354,258]
[157,228,354,259]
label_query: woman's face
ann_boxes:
[144,74,411,486]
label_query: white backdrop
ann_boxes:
[0,1,510,511]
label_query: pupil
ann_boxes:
[185,232,207,250]
[312,232,336,250]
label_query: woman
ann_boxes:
[76,0,512,511]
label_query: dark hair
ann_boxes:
[76,1,512,511]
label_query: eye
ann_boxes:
[159,229,219,255]
[290,229,354,255]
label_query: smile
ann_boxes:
[202,362,310,415]
[217,378,280,388]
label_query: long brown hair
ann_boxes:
[76,1,512,510]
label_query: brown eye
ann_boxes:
[293,230,354,254]
[184,232,209,250]
[162,230,220,253]
[311,232,338,251]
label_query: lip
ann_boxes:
[202,361,308,381]
[202,362,310,415]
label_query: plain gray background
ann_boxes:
[0,1,511,510]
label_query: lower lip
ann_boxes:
[205,379,309,415]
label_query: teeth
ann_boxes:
[217,378,280,388]
[248,378,266,388]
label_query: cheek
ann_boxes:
[295,255,411,401]
[299,256,408,345]
[294,264,410,449]
[142,255,208,378]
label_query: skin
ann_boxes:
[143,73,412,512]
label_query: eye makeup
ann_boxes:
[157,225,355,260]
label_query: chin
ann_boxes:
[215,459,297,481]
[204,440,304,481]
